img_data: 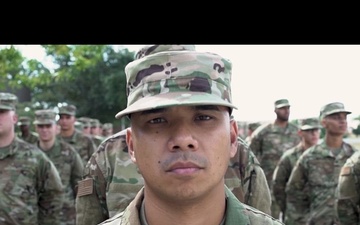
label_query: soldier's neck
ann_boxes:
[60,127,75,138]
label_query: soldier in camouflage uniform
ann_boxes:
[77,116,92,135]
[76,128,144,225]
[0,92,64,225]
[90,118,105,147]
[94,45,283,225]
[34,109,84,225]
[57,105,97,165]
[17,116,39,144]
[249,98,301,218]
[335,150,360,224]
[76,129,272,225]
[225,136,272,215]
[272,117,321,223]
[102,122,114,137]
[244,122,261,144]
[286,102,357,225]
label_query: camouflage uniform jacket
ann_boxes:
[249,122,301,187]
[19,131,39,144]
[92,134,105,148]
[58,129,97,165]
[286,141,357,225]
[335,149,360,224]
[38,138,84,225]
[98,186,283,225]
[76,129,145,225]
[225,137,271,215]
[272,143,306,222]
[0,137,64,225]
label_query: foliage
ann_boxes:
[1,45,136,131]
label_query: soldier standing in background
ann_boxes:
[77,117,92,135]
[17,116,39,144]
[249,98,301,218]
[102,123,113,137]
[34,109,84,225]
[90,118,105,147]
[225,136,272,215]
[335,149,360,224]
[272,117,321,223]
[244,122,261,144]
[286,102,357,225]
[57,105,97,165]
[0,92,64,225]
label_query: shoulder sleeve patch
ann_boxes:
[77,178,94,197]
[340,166,351,176]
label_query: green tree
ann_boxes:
[1,45,136,131]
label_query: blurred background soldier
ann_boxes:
[76,128,144,225]
[57,104,97,165]
[272,117,321,223]
[335,150,360,224]
[244,122,261,144]
[249,98,301,218]
[17,116,38,144]
[77,117,92,135]
[34,109,84,225]
[0,92,64,225]
[286,102,357,225]
[90,118,105,147]
[102,122,113,137]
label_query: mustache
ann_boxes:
[161,151,208,169]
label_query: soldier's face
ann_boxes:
[0,109,17,135]
[126,105,238,201]
[36,124,56,142]
[58,114,76,130]
[275,106,290,121]
[301,128,320,146]
[323,113,348,135]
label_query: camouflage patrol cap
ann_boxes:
[59,105,77,116]
[34,109,57,125]
[320,102,351,120]
[75,121,84,130]
[0,92,18,111]
[17,116,31,126]
[300,117,322,130]
[90,118,101,128]
[77,117,91,128]
[115,45,237,119]
[248,122,261,131]
[102,122,113,130]
[274,99,290,109]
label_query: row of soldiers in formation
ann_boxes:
[2,92,359,225]
[1,44,360,225]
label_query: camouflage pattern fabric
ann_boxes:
[115,45,237,119]
[77,131,272,225]
[0,137,64,224]
[76,129,145,225]
[249,122,301,187]
[98,186,283,225]
[335,149,360,224]
[272,143,307,223]
[58,129,97,165]
[225,137,271,215]
[249,122,300,218]
[18,131,39,144]
[38,139,84,225]
[92,134,105,147]
[286,141,357,225]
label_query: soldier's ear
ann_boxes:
[126,129,136,163]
